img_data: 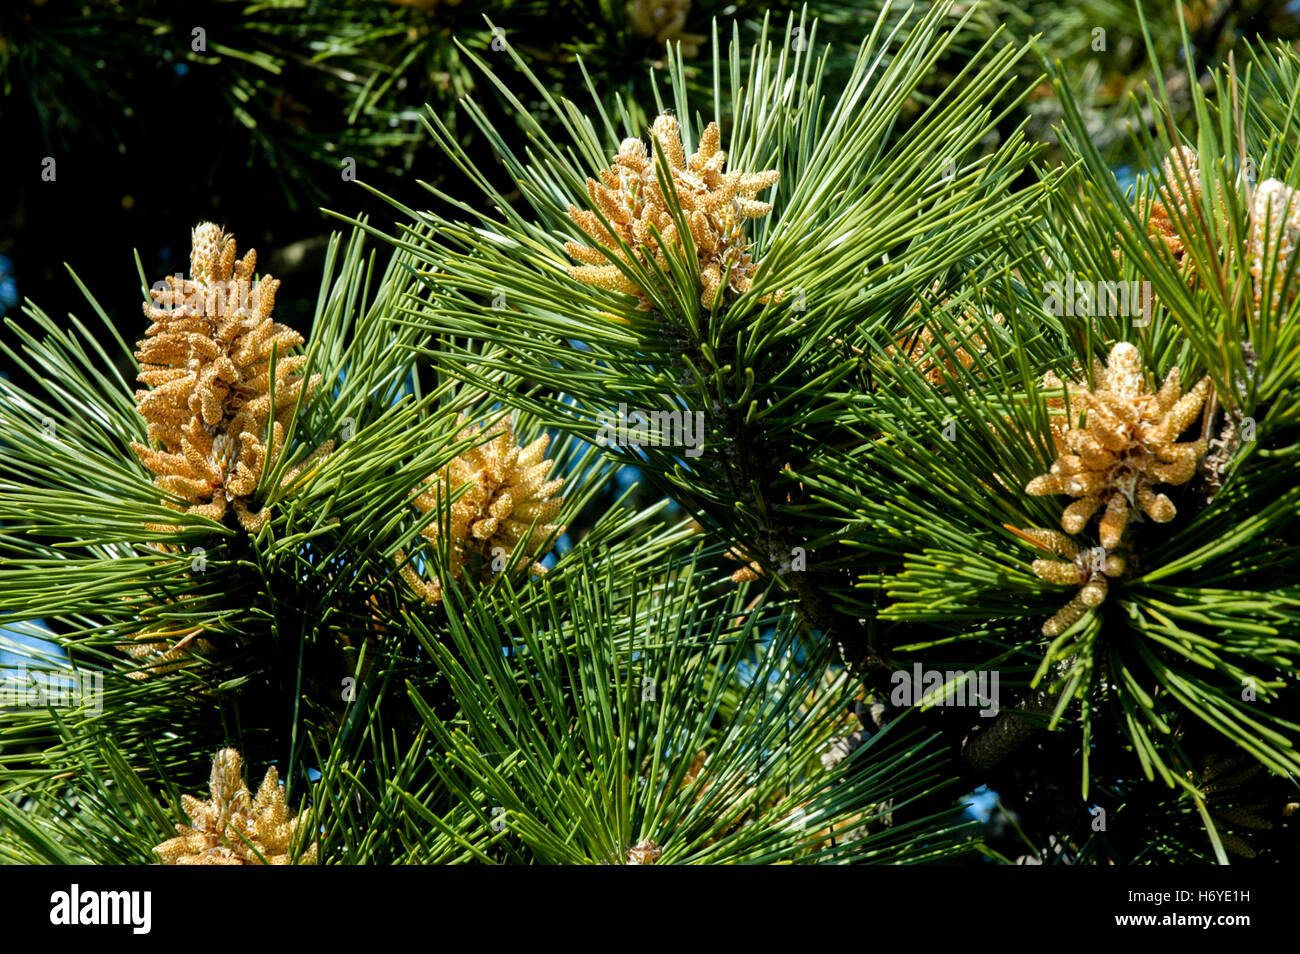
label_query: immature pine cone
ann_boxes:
[566,113,779,310]
[154,748,317,865]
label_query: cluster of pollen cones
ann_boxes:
[566,113,779,310]
[130,222,331,533]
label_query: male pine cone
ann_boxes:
[1016,343,1211,636]
[153,748,317,865]
[566,113,778,310]
[399,416,566,604]
[130,223,331,531]
[1026,342,1210,551]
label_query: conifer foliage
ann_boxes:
[1,1,1298,866]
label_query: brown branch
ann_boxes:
[961,662,1071,774]
[693,335,891,688]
